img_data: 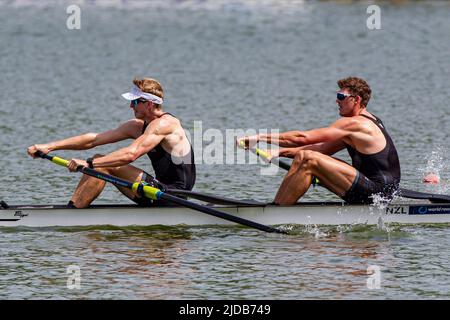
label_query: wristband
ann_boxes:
[86,157,94,169]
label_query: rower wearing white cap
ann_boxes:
[27,78,196,208]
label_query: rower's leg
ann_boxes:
[274,150,357,205]
[69,154,144,208]
[69,172,107,208]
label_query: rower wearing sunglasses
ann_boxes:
[27,78,196,208]
[238,76,401,205]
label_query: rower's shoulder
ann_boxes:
[331,117,379,137]
[121,118,145,131]
[111,118,143,130]
[116,119,145,139]
[127,118,145,125]
[332,117,365,130]
[144,116,178,136]
[158,114,182,129]
[161,113,180,123]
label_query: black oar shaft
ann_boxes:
[79,166,132,188]
[398,188,450,203]
[270,158,292,171]
[160,193,283,233]
[166,189,262,206]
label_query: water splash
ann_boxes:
[278,224,294,233]
[420,146,445,180]
[369,192,396,233]
[303,223,329,238]
[370,193,391,211]
[334,205,355,233]
[419,145,449,194]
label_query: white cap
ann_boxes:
[121,86,163,105]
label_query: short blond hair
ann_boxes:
[133,78,164,109]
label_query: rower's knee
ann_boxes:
[293,150,320,171]
[292,150,305,166]
[89,154,120,175]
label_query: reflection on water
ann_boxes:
[1,224,449,299]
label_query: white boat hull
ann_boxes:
[1,202,450,227]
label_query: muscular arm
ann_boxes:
[90,118,174,168]
[257,118,361,147]
[277,140,347,158]
[39,120,141,152]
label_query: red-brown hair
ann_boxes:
[337,77,371,108]
[133,78,164,109]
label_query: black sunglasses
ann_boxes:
[131,99,147,107]
[337,92,355,101]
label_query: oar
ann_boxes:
[34,151,287,234]
[248,145,292,171]
[396,188,450,203]
[166,189,263,206]
[238,140,292,170]
[241,143,450,203]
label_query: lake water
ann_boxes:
[0,0,449,299]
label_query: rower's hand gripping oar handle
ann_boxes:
[239,142,321,186]
[238,141,292,171]
[34,150,82,171]
[34,150,52,161]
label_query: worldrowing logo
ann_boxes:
[418,206,428,214]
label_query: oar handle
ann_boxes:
[238,141,292,171]
[34,150,51,160]
[34,150,71,167]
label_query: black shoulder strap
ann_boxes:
[142,121,147,134]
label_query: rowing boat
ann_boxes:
[1,201,450,227]
[9,152,448,232]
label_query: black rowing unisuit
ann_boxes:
[142,113,196,190]
[343,114,401,204]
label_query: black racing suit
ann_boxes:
[342,114,401,204]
